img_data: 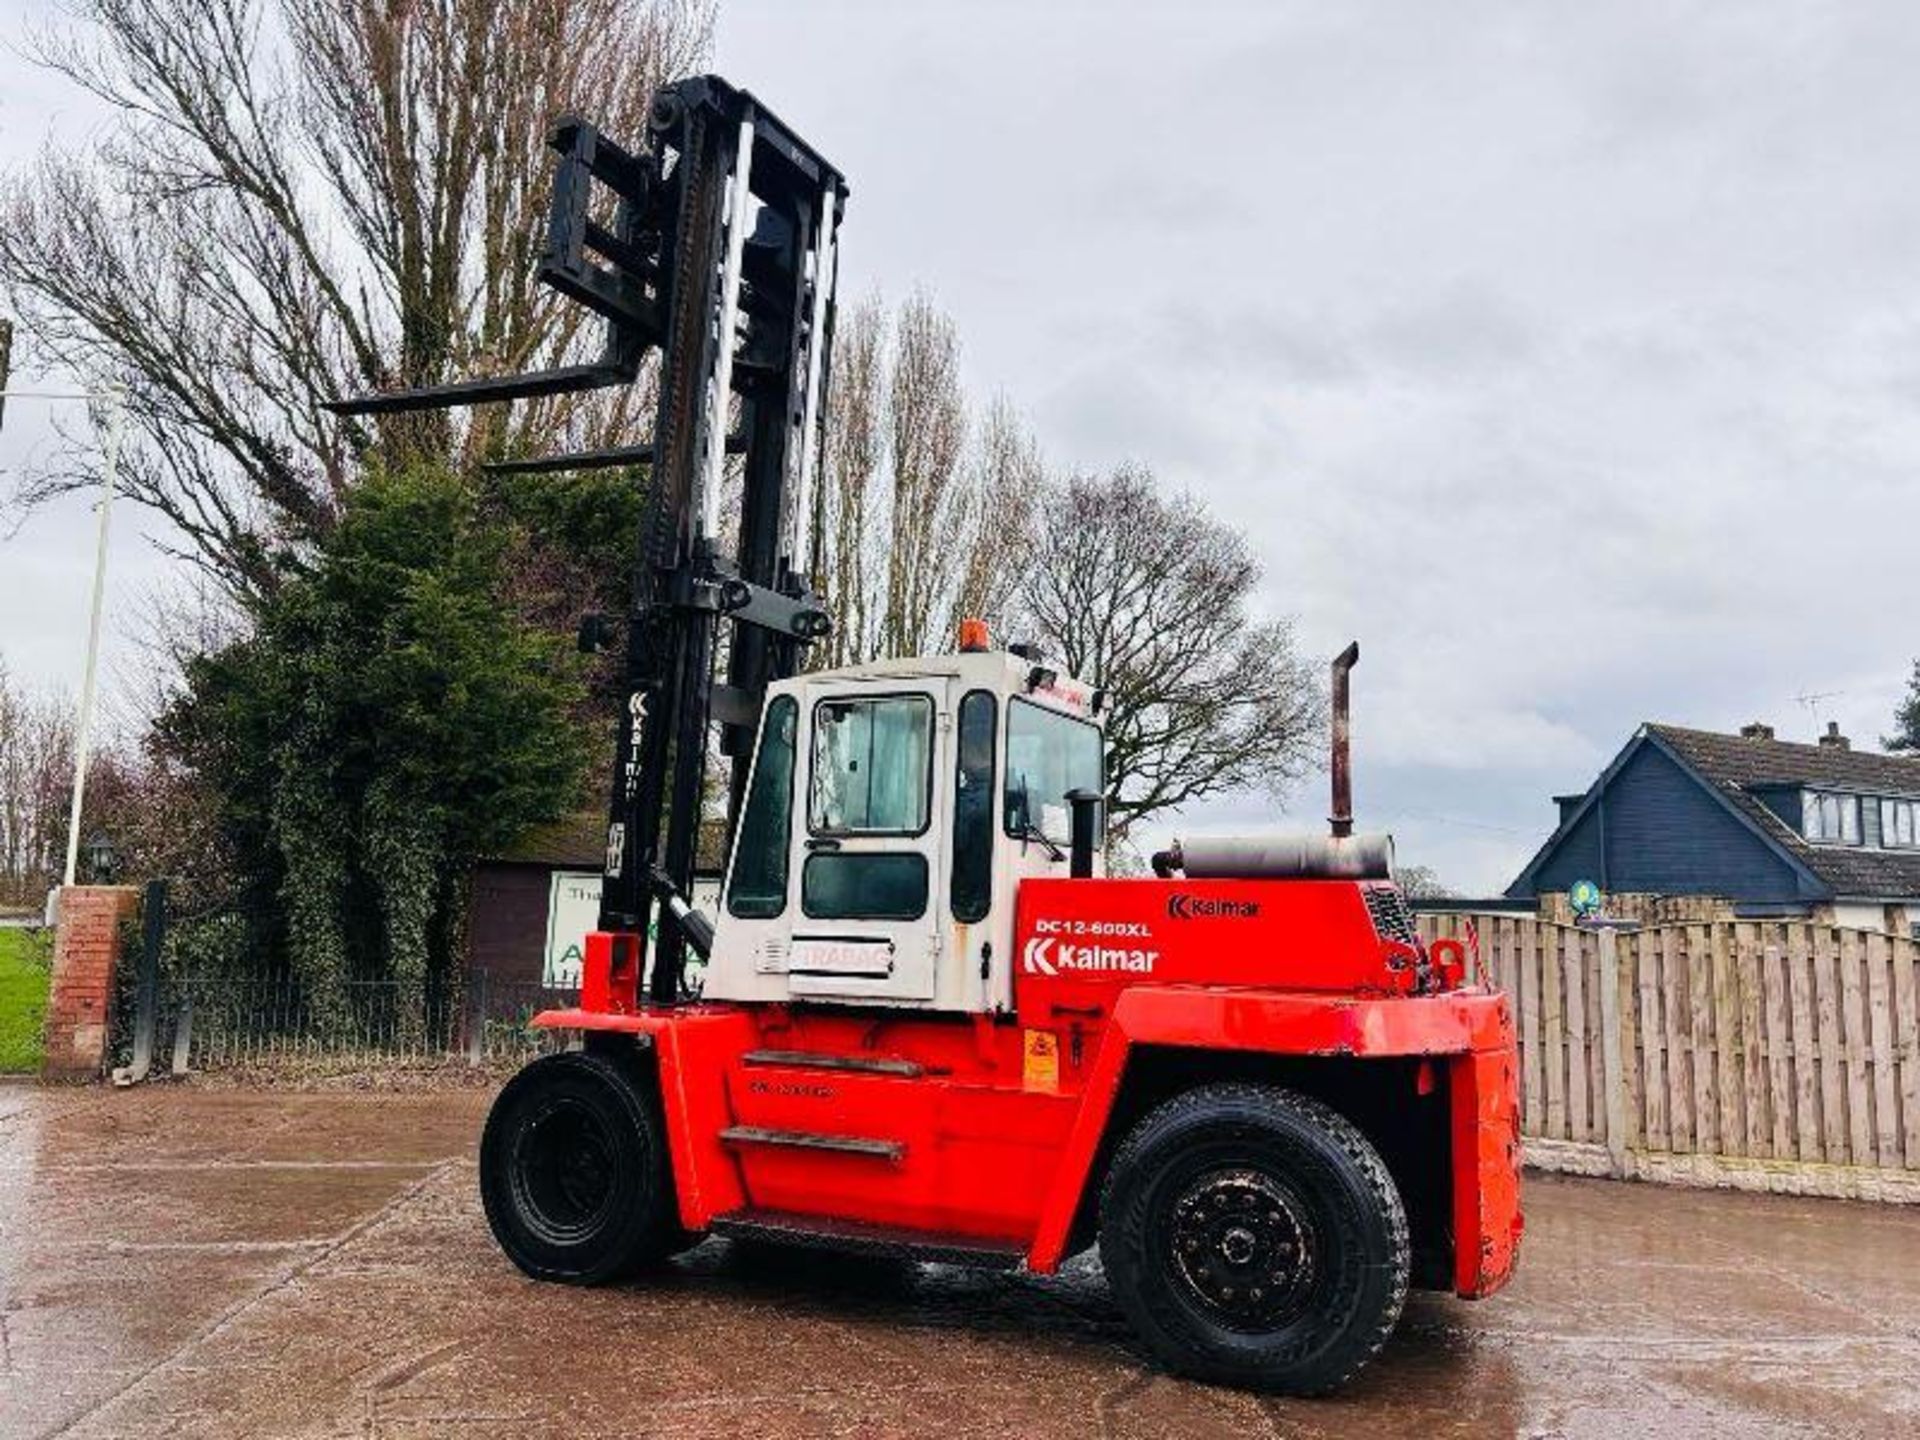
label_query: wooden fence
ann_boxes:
[1417,914,1920,1202]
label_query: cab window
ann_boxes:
[808,694,933,835]
[802,852,929,920]
[1004,698,1103,843]
[950,690,995,922]
[727,696,798,918]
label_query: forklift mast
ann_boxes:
[330,75,847,1005]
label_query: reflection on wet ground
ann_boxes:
[3,1084,1916,1437]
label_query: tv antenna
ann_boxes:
[1793,688,1844,729]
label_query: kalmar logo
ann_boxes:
[1167,893,1260,920]
[1022,936,1158,976]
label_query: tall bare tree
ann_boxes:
[813,289,1042,667]
[943,393,1044,644]
[1019,466,1325,837]
[0,0,712,593]
[881,294,966,657]
[817,294,887,667]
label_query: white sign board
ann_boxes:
[543,872,602,985]
[543,872,726,987]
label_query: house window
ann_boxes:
[1880,797,1920,850]
[1803,790,1861,846]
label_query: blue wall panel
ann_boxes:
[1526,804,1603,895]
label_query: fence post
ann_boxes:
[169,991,194,1077]
[1597,925,1629,1177]
[467,969,488,1067]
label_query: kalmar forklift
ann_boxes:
[332,74,1521,1395]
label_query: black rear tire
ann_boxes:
[479,1050,683,1284]
[1099,1083,1409,1395]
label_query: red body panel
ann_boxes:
[536,877,1523,1298]
[1013,879,1422,1025]
[1448,1041,1525,1294]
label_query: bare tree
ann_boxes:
[942,393,1043,643]
[0,665,71,904]
[812,289,1041,667]
[0,0,713,593]
[0,317,13,431]
[0,658,220,904]
[816,295,887,667]
[882,294,966,657]
[1019,466,1325,837]
[1394,864,1455,900]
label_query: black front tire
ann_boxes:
[479,1049,683,1284]
[1099,1083,1410,1395]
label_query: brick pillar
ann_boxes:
[43,885,141,1081]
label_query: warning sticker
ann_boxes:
[1023,1029,1060,1095]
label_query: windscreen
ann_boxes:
[1003,698,1103,843]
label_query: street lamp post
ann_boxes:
[0,381,128,892]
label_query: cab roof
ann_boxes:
[777,648,1104,726]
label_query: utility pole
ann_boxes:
[0,333,128,891]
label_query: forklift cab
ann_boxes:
[703,645,1105,1012]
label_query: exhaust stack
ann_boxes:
[1330,641,1359,839]
[1144,638,1391,882]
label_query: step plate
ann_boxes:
[719,1125,904,1160]
[709,1208,1027,1271]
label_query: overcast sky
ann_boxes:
[6,1,1920,892]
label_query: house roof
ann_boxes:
[492,813,607,868]
[489,812,730,871]
[1650,724,1920,797]
[1645,724,1920,898]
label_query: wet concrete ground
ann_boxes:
[3,1085,1917,1439]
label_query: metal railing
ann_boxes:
[134,971,580,1077]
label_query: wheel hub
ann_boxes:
[1169,1167,1315,1329]
[1220,1225,1257,1265]
[515,1099,616,1241]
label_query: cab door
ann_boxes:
[784,678,949,1001]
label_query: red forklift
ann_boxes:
[333,74,1521,1395]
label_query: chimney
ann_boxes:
[1819,721,1850,752]
[1739,721,1775,741]
[1554,793,1585,826]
